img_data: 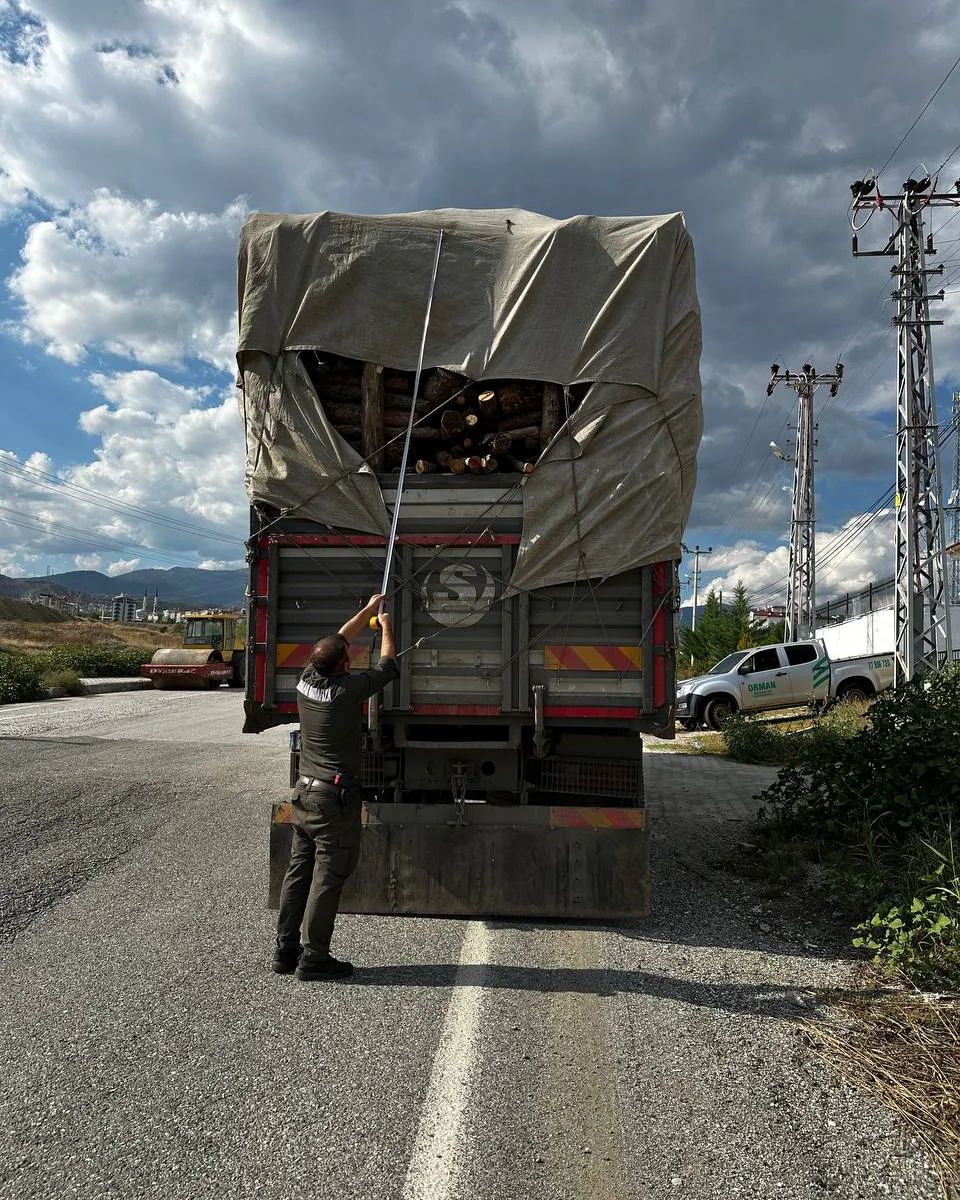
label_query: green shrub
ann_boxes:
[723,702,867,767]
[40,668,83,695]
[35,645,153,678]
[0,652,44,704]
[759,670,960,839]
[723,714,792,764]
[756,669,960,989]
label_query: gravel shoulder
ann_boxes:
[0,692,942,1200]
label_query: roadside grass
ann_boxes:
[0,638,174,702]
[0,617,181,655]
[721,701,869,765]
[0,598,70,623]
[667,703,867,761]
[807,985,960,1198]
[678,730,728,755]
[719,671,960,1195]
[39,668,83,695]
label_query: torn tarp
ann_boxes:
[237,207,702,589]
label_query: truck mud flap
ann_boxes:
[269,801,649,920]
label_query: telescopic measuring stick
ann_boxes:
[370,229,444,631]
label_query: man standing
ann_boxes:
[272,594,399,981]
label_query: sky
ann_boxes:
[1,0,960,606]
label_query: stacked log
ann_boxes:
[301,352,586,476]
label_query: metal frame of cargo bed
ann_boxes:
[243,518,675,738]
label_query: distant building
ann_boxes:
[35,592,66,611]
[750,605,785,627]
[110,594,137,622]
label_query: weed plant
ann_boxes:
[754,669,960,988]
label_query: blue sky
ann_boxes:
[0,0,959,598]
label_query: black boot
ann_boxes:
[270,941,302,974]
[295,954,354,981]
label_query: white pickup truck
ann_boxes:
[675,640,894,730]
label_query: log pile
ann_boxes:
[303,352,587,476]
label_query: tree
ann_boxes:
[678,579,784,675]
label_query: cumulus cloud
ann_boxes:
[690,511,896,608]
[105,557,140,576]
[10,193,243,367]
[2,0,960,582]
[0,369,246,575]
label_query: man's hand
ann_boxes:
[339,594,387,643]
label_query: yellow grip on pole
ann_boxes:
[369,615,380,631]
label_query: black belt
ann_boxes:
[298,775,335,790]
[298,774,355,790]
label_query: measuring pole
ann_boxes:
[850,174,953,683]
[375,230,444,620]
[766,362,843,641]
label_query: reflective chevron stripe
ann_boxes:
[543,645,643,672]
[276,643,370,669]
[549,807,646,829]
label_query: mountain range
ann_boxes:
[0,566,247,608]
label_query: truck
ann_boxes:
[236,207,702,919]
[675,640,895,730]
[141,612,245,690]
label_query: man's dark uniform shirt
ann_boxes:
[296,656,400,780]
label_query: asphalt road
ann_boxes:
[0,690,941,1200]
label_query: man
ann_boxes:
[272,593,399,981]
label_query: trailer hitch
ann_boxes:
[449,760,471,826]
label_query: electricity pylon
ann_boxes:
[766,362,843,642]
[850,173,954,685]
[947,390,960,605]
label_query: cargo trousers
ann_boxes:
[275,784,362,965]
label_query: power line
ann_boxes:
[877,53,960,178]
[0,504,209,568]
[0,456,239,546]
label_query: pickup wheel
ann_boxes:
[836,679,873,704]
[703,695,738,731]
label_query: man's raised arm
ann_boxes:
[338,594,384,644]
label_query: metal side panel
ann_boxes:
[528,568,647,710]
[273,544,385,706]
[269,801,649,919]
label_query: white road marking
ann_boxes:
[401,920,489,1200]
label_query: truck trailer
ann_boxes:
[237,207,702,919]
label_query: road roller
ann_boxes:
[141,612,245,690]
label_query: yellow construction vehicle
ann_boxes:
[142,612,245,690]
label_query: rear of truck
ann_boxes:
[236,207,702,919]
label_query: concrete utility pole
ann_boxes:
[947,390,960,606]
[766,362,843,642]
[850,173,955,685]
[683,543,713,632]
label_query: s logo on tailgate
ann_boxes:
[422,563,496,628]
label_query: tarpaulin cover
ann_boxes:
[237,207,702,590]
